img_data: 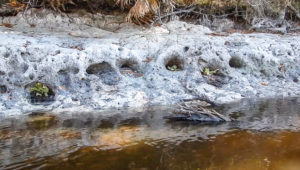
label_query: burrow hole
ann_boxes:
[86,62,120,85]
[117,58,142,77]
[229,56,245,68]
[58,67,80,88]
[199,59,226,77]
[0,70,5,75]
[26,82,55,105]
[58,67,80,75]
[0,85,7,94]
[199,59,230,87]
[165,56,184,71]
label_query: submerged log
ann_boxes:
[164,100,230,122]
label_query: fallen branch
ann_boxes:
[153,6,196,23]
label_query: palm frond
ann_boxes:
[116,0,134,9]
[126,0,159,24]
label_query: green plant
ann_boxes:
[30,82,50,97]
[202,68,218,76]
[167,65,179,71]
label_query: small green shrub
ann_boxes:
[30,82,50,97]
[167,65,180,71]
[202,68,218,76]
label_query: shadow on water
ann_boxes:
[1,97,300,170]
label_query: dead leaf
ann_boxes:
[136,74,143,77]
[1,23,14,28]
[70,46,84,51]
[209,77,216,82]
[9,0,25,12]
[121,70,135,75]
[260,82,268,86]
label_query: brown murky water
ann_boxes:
[1,98,300,170]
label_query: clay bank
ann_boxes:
[0,11,300,115]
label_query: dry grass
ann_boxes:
[44,0,76,12]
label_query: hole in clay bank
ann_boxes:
[118,59,142,77]
[165,56,184,71]
[184,46,189,52]
[200,59,226,77]
[199,59,230,87]
[207,76,230,88]
[29,74,34,80]
[27,82,55,105]
[0,85,7,94]
[58,67,80,74]
[229,56,245,68]
[201,65,229,87]
[0,70,5,75]
[86,62,114,74]
[86,62,120,85]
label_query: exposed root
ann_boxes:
[6,0,300,25]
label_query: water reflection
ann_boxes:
[1,97,300,169]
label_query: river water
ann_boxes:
[1,97,300,170]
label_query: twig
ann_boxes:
[153,6,196,23]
